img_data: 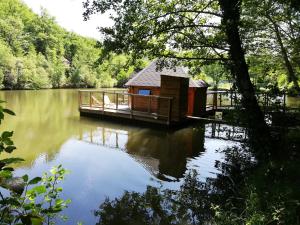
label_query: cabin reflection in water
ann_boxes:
[78,124,205,181]
[77,123,247,181]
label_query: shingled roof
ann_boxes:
[125,60,207,88]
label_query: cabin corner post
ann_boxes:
[148,96,151,113]
[130,94,133,118]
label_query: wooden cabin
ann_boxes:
[126,60,208,118]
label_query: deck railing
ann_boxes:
[78,90,174,124]
[206,89,290,113]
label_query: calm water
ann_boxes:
[0,89,296,224]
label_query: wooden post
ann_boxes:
[89,92,92,107]
[130,95,133,118]
[102,92,105,111]
[116,93,119,110]
[167,98,172,125]
[213,92,218,110]
[78,91,82,107]
[219,92,222,107]
[148,96,151,113]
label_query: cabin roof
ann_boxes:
[125,60,208,88]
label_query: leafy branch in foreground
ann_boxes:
[0,101,70,225]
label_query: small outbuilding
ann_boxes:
[126,60,208,119]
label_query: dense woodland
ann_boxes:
[1,0,299,94]
[0,0,148,90]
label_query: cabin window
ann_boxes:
[138,89,151,95]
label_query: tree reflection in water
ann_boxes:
[93,125,300,225]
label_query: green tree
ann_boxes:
[243,0,300,92]
[201,63,229,89]
[83,0,270,136]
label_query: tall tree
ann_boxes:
[243,0,300,91]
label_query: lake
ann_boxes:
[0,89,297,224]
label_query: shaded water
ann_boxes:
[0,89,298,224]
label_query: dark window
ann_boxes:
[138,89,151,95]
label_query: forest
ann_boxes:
[0,0,147,90]
[0,0,299,95]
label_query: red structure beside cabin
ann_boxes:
[126,61,208,118]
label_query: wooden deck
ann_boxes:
[78,90,175,125]
[78,89,291,127]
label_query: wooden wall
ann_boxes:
[128,86,160,112]
[193,87,207,116]
[159,75,189,122]
[128,81,207,119]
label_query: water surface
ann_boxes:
[0,89,293,224]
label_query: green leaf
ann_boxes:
[3,139,14,146]
[4,146,16,153]
[30,185,46,194]
[0,170,12,179]
[31,217,43,225]
[22,174,29,182]
[0,157,24,165]
[3,108,15,116]
[28,177,42,185]
[2,167,14,171]
[1,131,13,139]
[0,111,4,121]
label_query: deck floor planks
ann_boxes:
[79,105,169,125]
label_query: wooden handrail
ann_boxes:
[78,90,173,100]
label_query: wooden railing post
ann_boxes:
[116,93,119,110]
[102,92,105,111]
[78,91,82,107]
[89,92,92,107]
[213,91,217,110]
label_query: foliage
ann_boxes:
[0,0,143,90]
[0,102,70,224]
[200,63,230,89]
[83,0,299,101]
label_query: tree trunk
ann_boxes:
[218,0,270,143]
[268,16,300,91]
